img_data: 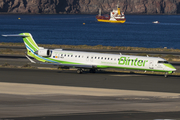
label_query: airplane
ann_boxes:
[2,33,176,77]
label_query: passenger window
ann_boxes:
[68,55,69,57]
[101,57,103,59]
[79,55,80,58]
[87,56,89,58]
[75,55,77,57]
[64,54,66,57]
[71,55,73,57]
[61,54,63,56]
[98,57,100,59]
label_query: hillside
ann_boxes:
[0,0,180,14]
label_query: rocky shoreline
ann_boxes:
[0,0,180,15]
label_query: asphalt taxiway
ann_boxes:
[0,68,180,119]
[0,68,180,92]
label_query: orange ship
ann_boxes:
[96,5,126,23]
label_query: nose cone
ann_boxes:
[164,64,176,71]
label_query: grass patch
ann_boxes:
[1,42,180,52]
[0,42,180,62]
[22,63,31,68]
[0,48,26,55]
[2,62,10,67]
[0,42,24,46]
[136,53,148,56]
[0,63,37,69]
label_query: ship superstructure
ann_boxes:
[96,5,126,23]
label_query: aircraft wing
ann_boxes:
[25,55,95,68]
[40,62,96,68]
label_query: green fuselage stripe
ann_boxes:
[45,57,84,65]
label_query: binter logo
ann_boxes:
[118,57,148,67]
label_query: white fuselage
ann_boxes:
[50,49,175,72]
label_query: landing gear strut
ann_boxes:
[164,72,168,78]
[77,68,83,74]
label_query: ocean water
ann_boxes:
[0,14,180,49]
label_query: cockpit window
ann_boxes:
[158,61,169,63]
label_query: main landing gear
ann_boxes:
[76,68,97,74]
[77,68,83,74]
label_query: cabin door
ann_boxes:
[149,60,154,69]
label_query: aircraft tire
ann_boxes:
[77,69,83,74]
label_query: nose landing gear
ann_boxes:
[164,72,168,78]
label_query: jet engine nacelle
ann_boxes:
[36,49,51,57]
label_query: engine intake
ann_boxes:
[35,49,51,57]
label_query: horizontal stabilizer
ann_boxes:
[2,34,28,37]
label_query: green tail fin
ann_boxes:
[2,33,40,58]
[19,33,39,53]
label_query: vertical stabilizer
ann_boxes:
[19,33,39,57]
[19,33,39,52]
